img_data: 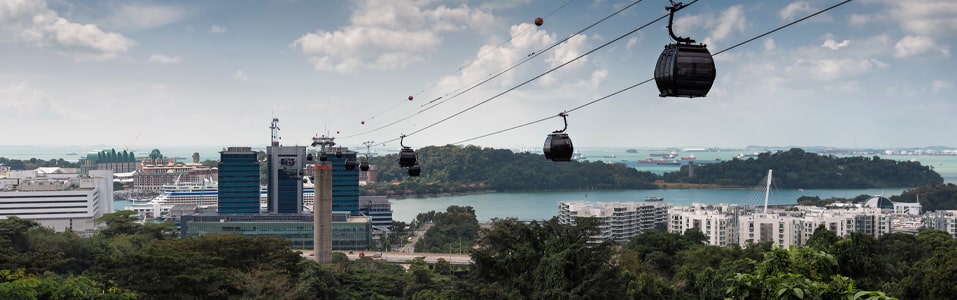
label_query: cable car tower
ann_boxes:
[360,141,374,172]
[654,1,716,98]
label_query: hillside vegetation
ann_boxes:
[661,148,942,189]
[364,145,658,195]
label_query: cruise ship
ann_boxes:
[127,178,316,219]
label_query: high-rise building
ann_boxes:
[218,147,260,214]
[267,145,306,214]
[323,147,360,215]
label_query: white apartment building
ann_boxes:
[668,203,742,246]
[924,210,957,239]
[558,201,670,244]
[0,170,113,235]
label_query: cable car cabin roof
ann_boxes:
[543,133,574,162]
[654,43,716,98]
[398,147,417,167]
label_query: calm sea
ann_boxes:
[3,146,951,222]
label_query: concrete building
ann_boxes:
[925,210,957,239]
[863,196,922,215]
[267,145,306,214]
[180,212,372,250]
[558,201,670,244]
[218,147,260,214]
[0,170,113,235]
[668,203,742,246]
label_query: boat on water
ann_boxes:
[645,196,664,201]
[66,152,78,156]
[637,159,657,164]
[656,159,680,166]
[625,149,638,153]
[680,155,696,160]
[649,152,677,158]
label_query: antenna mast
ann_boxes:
[270,118,281,146]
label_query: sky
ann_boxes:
[1,0,955,151]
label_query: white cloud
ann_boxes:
[291,0,497,72]
[884,1,957,37]
[104,3,191,31]
[210,25,226,34]
[0,81,61,118]
[232,70,249,81]
[848,14,872,26]
[149,53,180,63]
[894,35,950,58]
[625,37,638,49]
[0,0,134,61]
[763,38,776,51]
[821,39,849,50]
[673,5,746,45]
[787,58,887,81]
[779,2,813,21]
[546,34,588,69]
[931,80,952,93]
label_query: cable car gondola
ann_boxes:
[408,164,421,177]
[345,158,357,171]
[359,160,370,171]
[543,112,574,162]
[335,150,343,158]
[397,135,418,168]
[319,152,328,162]
[654,1,716,98]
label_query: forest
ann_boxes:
[362,146,943,196]
[363,145,659,195]
[9,208,957,299]
[660,148,942,188]
[0,157,79,170]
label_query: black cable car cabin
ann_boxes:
[408,164,421,177]
[398,147,417,167]
[344,159,356,171]
[359,160,369,171]
[654,44,716,98]
[654,1,716,98]
[543,133,574,162]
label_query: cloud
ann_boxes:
[232,70,249,81]
[104,3,192,31]
[883,0,957,37]
[779,2,814,21]
[848,14,872,26]
[821,39,849,50]
[931,80,952,93]
[0,0,134,61]
[290,0,497,72]
[625,37,638,49]
[787,58,887,81]
[673,5,746,45]
[0,81,61,118]
[894,35,950,58]
[149,53,180,63]
[763,38,776,51]
[210,25,226,34]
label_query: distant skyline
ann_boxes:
[1,0,955,150]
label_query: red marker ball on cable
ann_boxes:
[408,95,413,101]
[534,17,543,26]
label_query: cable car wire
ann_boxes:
[376,1,681,145]
[339,0,580,138]
[447,0,855,146]
[339,0,649,141]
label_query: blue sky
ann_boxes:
[1,0,954,151]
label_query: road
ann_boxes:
[398,222,432,253]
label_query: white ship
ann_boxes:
[127,177,316,219]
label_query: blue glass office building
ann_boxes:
[267,145,306,214]
[218,147,260,214]
[325,148,360,215]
